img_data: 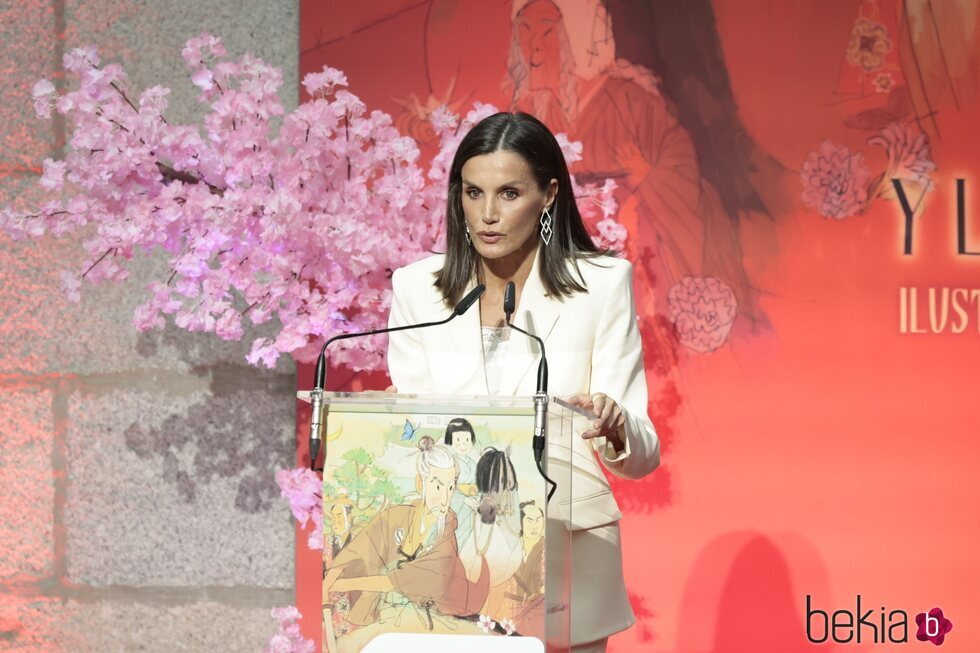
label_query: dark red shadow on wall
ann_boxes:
[671,533,853,653]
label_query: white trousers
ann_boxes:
[568,523,634,644]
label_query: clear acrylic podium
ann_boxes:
[297,390,596,653]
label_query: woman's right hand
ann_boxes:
[385,385,398,393]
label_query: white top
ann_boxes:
[480,326,512,395]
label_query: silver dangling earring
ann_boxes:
[464,224,472,246]
[539,206,553,246]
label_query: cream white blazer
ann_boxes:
[386,247,660,532]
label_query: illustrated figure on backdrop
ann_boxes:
[323,436,489,648]
[444,417,483,563]
[458,446,523,616]
[506,0,759,353]
[445,418,479,482]
[830,0,980,136]
[502,500,546,632]
[328,495,355,557]
[386,111,661,652]
[895,0,980,136]
[322,494,356,641]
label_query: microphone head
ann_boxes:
[503,281,516,320]
[454,283,486,316]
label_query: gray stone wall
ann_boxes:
[0,2,299,651]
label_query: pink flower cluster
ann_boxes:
[800,141,871,219]
[579,179,625,250]
[275,467,322,550]
[667,276,738,354]
[5,36,436,370]
[800,123,935,220]
[3,35,625,371]
[478,614,497,633]
[265,606,315,653]
[868,122,936,193]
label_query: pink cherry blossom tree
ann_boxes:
[4,35,627,652]
[3,34,624,373]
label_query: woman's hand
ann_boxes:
[566,392,626,451]
[385,385,398,393]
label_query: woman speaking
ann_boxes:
[386,111,660,653]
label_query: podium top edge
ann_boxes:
[295,390,593,417]
[297,390,530,405]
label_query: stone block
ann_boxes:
[65,0,300,121]
[65,387,295,588]
[0,3,56,169]
[0,596,281,652]
[0,388,54,580]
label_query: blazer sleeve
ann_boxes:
[386,267,433,394]
[589,260,661,480]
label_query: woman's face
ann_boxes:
[460,150,557,264]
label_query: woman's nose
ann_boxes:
[481,198,499,224]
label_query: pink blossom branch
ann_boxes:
[155,161,223,195]
[1,36,625,372]
[110,80,139,114]
[81,248,114,279]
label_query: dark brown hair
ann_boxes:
[434,111,612,307]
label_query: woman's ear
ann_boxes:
[546,178,558,210]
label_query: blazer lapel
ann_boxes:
[500,247,560,396]
[444,273,489,394]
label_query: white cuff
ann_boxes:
[595,425,631,464]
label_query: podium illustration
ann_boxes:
[297,390,595,653]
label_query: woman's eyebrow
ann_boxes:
[461,179,527,188]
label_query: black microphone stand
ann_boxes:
[504,281,558,501]
[308,284,486,470]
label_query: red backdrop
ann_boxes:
[296,1,980,651]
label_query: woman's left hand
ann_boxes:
[566,392,626,450]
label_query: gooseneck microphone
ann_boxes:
[504,281,557,501]
[308,283,486,470]
[503,282,548,393]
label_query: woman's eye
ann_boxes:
[465,188,481,199]
[501,189,518,200]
